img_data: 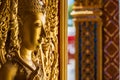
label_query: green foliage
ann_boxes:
[68,4,73,19]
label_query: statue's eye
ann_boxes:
[33,21,42,28]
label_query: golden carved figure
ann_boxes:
[0,0,59,80]
[0,0,47,80]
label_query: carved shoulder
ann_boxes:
[0,62,18,80]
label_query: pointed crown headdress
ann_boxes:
[18,0,45,18]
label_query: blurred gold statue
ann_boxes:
[0,0,47,80]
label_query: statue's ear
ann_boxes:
[40,26,46,38]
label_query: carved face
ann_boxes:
[21,13,46,50]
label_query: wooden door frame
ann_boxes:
[59,0,67,80]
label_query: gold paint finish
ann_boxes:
[20,13,45,50]
[0,0,66,80]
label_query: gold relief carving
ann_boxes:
[0,0,10,65]
[0,0,59,80]
[42,0,59,80]
[74,0,102,9]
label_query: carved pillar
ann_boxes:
[71,0,102,80]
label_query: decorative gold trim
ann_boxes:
[97,18,102,80]
[74,21,79,80]
[59,0,67,80]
